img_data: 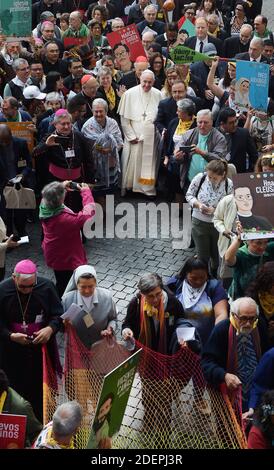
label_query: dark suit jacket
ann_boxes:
[137,20,165,36]
[0,137,32,188]
[219,127,258,173]
[119,71,140,90]
[155,34,167,48]
[223,36,250,59]
[127,4,145,25]
[184,35,223,57]
[234,52,269,63]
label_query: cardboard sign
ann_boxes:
[6,121,34,152]
[86,348,142,449]
[235,60,270,112]
[232,172,274,240]
[0,413,27,449]
[0,0,31,38]
[170,45,214,64]
[107,24,146,62]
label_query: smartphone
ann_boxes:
[69,182,80,191]
[11,235,21,242]
[54,135,70,145]
[180,145,194,153]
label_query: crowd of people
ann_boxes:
[0,0,274,450]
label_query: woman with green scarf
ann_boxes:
[39,180,96,297]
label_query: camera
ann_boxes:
[54,135,70,145]
[11,235,21,242]
[69,181,80,191]
[180,145,194,153]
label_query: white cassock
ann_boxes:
[118,84,162,196]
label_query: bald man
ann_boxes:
[184,17,223,57]
[78,75,99,119]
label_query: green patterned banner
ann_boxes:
[0,0,31,37]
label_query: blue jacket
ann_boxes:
[249,347,274,410]
[0,110,32,122]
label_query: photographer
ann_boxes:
[34,109,95,211]
[39,180,96,296]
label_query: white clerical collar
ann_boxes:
[237,211,252,217]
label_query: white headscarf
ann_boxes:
[63,265,97,295]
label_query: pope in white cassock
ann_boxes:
[118,70,162,196]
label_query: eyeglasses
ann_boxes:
[115,51,127,58]
[234,194,252,201]
[233,313,258,323]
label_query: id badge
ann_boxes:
[83,313,94,328]
[35,314,43,323]
[18,160,26,168]
[65,149,75,158]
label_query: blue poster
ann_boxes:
[235,60,269,112]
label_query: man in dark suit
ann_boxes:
[184,17,223,57]
[223,24,253,58]
[155,80,203,134]
[0,124,32,236]
[155,22,178,48]
[136,4,165,36]
[127,0,149,25]
[218,107,258,173]
[119,56,148,90]
[235,37,268,62]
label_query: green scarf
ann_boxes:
[39,204,65,219]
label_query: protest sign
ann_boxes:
[235,60,270,112]
[86,348,142,449]
[6,122,34,152]
[107,24,145,62]
[232,172,274,240]
[0,0,31,38]
[179,18,196,37]
[170,45,213,64]
[0,414,27,449]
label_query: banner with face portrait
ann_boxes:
[235,60,270,112]
[232,172,274,240]
[86,348,141,449]
[107,24,146,63]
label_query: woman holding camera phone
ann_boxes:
[39,180,96,297]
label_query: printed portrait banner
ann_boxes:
[232,172,274,240]
[179,18,196,37]
[107,24,146,62]
[170,45,214,64]
[86,348,142,449]
[0,0,31,38]
[6,122,34,152]
[235,60,270,112]
[0,414,27,449]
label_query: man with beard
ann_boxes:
[223,24,253,59]
[202,297,269,413]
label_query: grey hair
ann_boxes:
[207,13,219,25]
[230,297,259,317]
[12,58,28,72]
[41,181,65,209]
[144,4,157,14]
[177,98,196,115]
[46,92,62,103]
[250,37,264,49]
[137,273,163,294]
[140,69,155,80]
[97,65,112,78]
[240,24,253,33]
[197,109,213,121]
[92,97,108,111]
[52,401,83,438]
[111,17,124,27]
[53,110,72,124]
[41,22,54,32]
[70,11,82,20]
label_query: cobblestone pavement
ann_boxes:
[263,0,274,29]
[6,193,193,340]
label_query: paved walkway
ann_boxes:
[262,0,274,28]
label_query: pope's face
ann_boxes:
[140,74,154,92]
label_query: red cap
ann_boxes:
[81,74,93,85]
[135,56,148,63]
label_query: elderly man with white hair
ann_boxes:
[118,69,162,196]
[202,297,270,412]
[235,37,268,63]
[62,11,90,39]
